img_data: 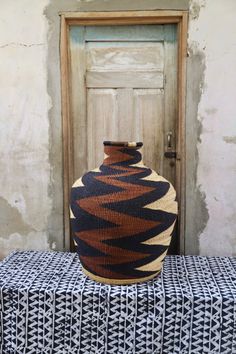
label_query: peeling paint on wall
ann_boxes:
[223,136,236,145]
[0,232,50,260]
[189,0,205,20]
[185,39,209,255]
[0,197,32,237]
[188,0,236,256]
[0,1,52,259]
[72,0,189,11]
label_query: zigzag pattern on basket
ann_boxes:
[70,145,177,281]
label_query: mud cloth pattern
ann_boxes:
[0,251,236,353]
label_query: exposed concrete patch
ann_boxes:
[0,231,50,260]
[223,136,236,144]
[0,197,32,237]
[0,197,51,260]
[185,42,209,255]
[205,107,217,115]
[195,0,236,256]
[189,0,205,20]
[72,0,189,11]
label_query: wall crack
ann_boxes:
[0,42,45,49]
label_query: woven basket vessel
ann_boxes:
[70,141,177,285]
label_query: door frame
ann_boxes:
[60,10,188,253]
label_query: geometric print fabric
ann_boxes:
[0,251,236,353]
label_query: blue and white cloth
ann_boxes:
[0,251,236,353]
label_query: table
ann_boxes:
[0,251,236,353]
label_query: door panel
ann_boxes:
[86,41,164,70]
[86,41,164,88]
[87,89,118,170]
[69,24,178,252]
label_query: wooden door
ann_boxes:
[69,24,178,252]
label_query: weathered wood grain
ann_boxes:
[163,24,178,187]
[86,71,164,89]
[87,89,118,169]
[134,89,164,173]
[86,42,164,71]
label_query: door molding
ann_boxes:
[60,10,188,253]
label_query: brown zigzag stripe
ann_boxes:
[70,141,177,284]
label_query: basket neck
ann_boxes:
[103,142,143,166]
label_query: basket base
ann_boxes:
[82,266,161,285]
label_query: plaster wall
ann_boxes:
[187,0,236,255]
[0,0,55,259]
[0,0,235,259]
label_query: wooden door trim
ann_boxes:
[60,10,188,253]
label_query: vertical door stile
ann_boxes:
[163,24,178,186]
[69,26,87,180]
[163,24,178,253]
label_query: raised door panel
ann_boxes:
[87,89,118,170]
[86,41,164,88]
[86,41,164,70]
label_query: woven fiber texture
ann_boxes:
[0,251,236,353]
[70,142,177,284]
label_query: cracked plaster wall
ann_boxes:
[0,0,235,259]
[187,0,236,256]
[0,0,54,259]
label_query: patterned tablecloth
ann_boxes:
[0,251,236,354]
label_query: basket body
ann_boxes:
[70,142,177,284]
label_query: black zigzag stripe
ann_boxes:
[70,143,177,283]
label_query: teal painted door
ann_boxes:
[69,24,178,253]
